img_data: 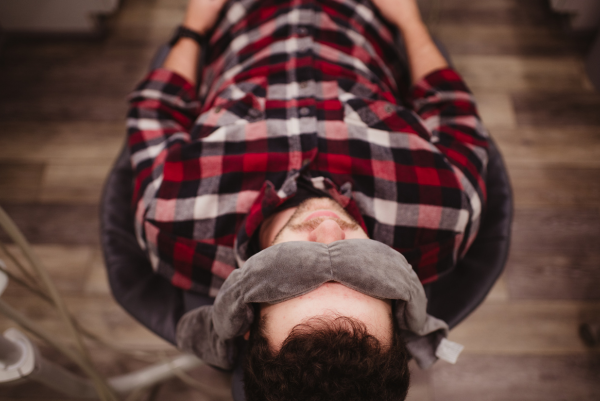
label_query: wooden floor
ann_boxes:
[1,0,599,399]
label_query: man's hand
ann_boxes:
[164,0,229,84]
[370,0,423,32]
[182,0,229,35]
[370,0,447,85]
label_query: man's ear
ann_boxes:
[243,331,250,340]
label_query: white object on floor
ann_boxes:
[435,338,464,365]
[0,0,120,34]
[550,0,600,31]
[0,328,36,385]
[0,261,7,297]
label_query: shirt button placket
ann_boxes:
[248,108,262,121]
[297,2,317,170]
[297,26,309,37]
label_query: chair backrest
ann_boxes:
[100,43,211,345]
[425,138,513,329]
[100,145,213,345]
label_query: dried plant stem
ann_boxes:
[0,240,40,289]
[0,206,118,401]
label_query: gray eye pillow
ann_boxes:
[176,239,460,370]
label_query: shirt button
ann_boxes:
[248,108,261,118]
[385,104,395,113]
[297,27,309,36]
[299,107,310,116]
[215,106,222,113]
[300,82,309,89]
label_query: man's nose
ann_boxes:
[308,219,346,244]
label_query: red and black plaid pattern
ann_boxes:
[127,0,489,296]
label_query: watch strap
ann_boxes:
[169,25,207,47]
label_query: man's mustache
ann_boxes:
[287,216,359,232]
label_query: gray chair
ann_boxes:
[101,39,512,401]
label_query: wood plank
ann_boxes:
[0,93,130,122]
[0,358,150,401]
[483,274,509,302]
[101,25,177,49]
[506,252,600,300]
[510,209,600,254]
[0,344,182,401]
[0,161,45,202]
[508,166,600,208]
[512,92,600,126]
[1,244,94,294]
[406,360,433,401]
[0,293,171,349]
[0,48,150,95]
[0,124,56,161]
[151,364,233,401]
[0,41,155,122]
[0,342,231,401]
[0,204,100,245]
[83,248,111,295]
[456,55,591,93]
[430,355,600,401]
[0,25,158,77]
[0,122,124,162]
[507,207,600,299]
[472,92,517,129]
[111,2,184,29]
[492,126,600,168]
[436,0,569,27]
[153,0,189,7]
[40,160,113,204]
[449,301,600,354]
[436,24,591,56]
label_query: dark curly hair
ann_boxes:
[243,314,410,401]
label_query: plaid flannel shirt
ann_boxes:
[127,0,489,297]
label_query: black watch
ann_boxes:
[169,25,207,47]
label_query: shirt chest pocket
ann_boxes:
[343,98,431,145]
[193,93,266,140]
[343,98,400,128]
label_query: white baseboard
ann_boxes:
[550,0,600,31]
[586,30,600,91]
[0,0,120,34]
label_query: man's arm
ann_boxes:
[372,0,489,259]
[128,0,229,202]
[126,0,229,269]
[163,0,228,84]
[371,0,447,84]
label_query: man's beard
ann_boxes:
[271,197,360,245]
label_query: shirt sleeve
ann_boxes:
[407,68,489,256]
[127,69,200,203]
[126,68,200,252]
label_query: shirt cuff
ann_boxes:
[134,68,199,103]
[407,68,472,108]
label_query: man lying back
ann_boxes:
[126,0,489,399]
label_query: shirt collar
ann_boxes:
[233,174,367,267]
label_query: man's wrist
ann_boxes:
[396,18,426,36]
[182,17,212,36]
[170,25,207,48]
